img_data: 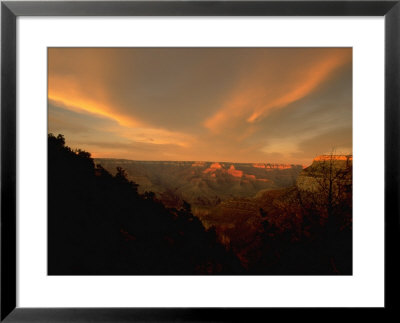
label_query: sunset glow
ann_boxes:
[48,48,352,165]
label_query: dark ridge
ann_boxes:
[48,133,244,275]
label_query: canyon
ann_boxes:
[95,156,352,268]
[94,159,304,209]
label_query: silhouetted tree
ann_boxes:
[48,133,243,275]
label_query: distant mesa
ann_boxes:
[265,164,293,170]
[227,165,243,178]
[203,162,223,174]
[252,163,266,169]
[202,162,297,179]
[252,163,298,170]
[313,155,353,162]
[310,154,353,169]
[297,154,353,192]
[192,161,206,167]
[211,162,222,168]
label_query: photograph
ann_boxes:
[47,47,353,275]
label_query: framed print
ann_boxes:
[1,0,399,321]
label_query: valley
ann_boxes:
[95,156,352,271]
[94,159,304,210]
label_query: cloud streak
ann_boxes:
[204,48,351,132]
[48,48,352,165]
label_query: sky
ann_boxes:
[48,47,352,165]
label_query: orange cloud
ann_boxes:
[48,75,140,127]
[247,52,350,123]
[48,48,352,164]
[118,126,195,148]
[204,49,351,132]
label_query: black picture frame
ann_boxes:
[1,0,399,321]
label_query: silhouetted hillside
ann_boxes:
[48,134,244,275]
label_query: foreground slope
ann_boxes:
[48,134,243,275]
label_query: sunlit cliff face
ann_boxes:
[313,155,353,162]
[48,48,352,165]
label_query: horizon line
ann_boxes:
[92,157,312,167]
